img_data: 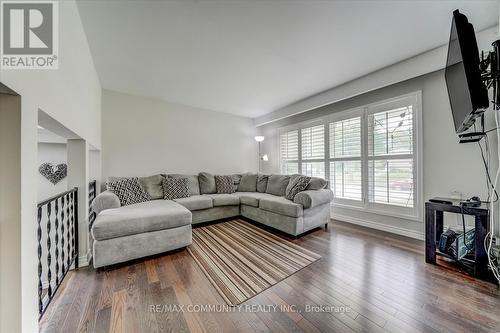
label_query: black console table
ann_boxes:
[425,199,490,280]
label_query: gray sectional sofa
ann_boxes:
[91,173,333,268]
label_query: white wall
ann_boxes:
[0,1,101,330]
[102,90,258,180]
[255,26,498,126]
[37,143,68,201]
[89,148,102,192]
[258,70,498,239]
[0,93,22,333]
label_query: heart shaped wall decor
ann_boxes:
[39,163,67,185]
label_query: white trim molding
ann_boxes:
[332,212,424,240]
[78,249,92,267]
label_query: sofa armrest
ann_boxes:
[91,191,121,215]
[293,189,333,209]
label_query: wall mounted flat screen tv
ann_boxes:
[445,9,489,134]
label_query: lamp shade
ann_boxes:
[254,136,265,142]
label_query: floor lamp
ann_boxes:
[254,136,267,172]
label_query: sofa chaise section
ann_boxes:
[91,194,192,268]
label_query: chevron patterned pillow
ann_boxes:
[285,175,311,200]
[162,177,190,200]
[106,177,151,206]
[215,175,236,194]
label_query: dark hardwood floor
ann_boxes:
[39,220,500,333]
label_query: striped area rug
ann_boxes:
[187,219,321,305]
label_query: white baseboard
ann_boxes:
[332,213,424,240]
[78,249,92,267]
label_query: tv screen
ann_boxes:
[445,10,489,134]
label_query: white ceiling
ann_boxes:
[76,0,498,118]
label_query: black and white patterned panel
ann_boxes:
[215,175,236,194]
[107,177,151,206]
[163,177,190,200]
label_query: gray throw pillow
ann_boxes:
[257,174,270,193]
[199,172,216,194]
[238,173,258,192]
[265,175,291,196]
[168,174,200,195]
[162,177,190,200]
[285,175,311,200]
[138,174,164,200]
[215,175,236,194]
[107,177,151,206]
[306,177,328,190]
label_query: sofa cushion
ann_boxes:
[285,175,311,200]
[199,172,217,194]
[215,175,236,194]
[306,177,328,190]
[238,173,258,192]
[162,177,190,200]
[168,174,200,195]
[265,175,291,196]
[92,200,191,241]
[235,192,276,207]
[138,175,164,199]
[257,174,270,193]
[207,193,240,206]
[174,195,213,211]
[107,177,152,206]
[259,196,303,218]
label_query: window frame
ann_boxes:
[278,91,423,221]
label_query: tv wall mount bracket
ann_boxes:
[459,40,500,144]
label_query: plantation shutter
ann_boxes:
[279,130,299,174]
[329,116,362,201]
[301,125,325,178]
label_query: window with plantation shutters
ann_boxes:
[277,92,421,219]
[279,130,299,175]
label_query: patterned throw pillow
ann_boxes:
[215,175,236,194]
[162,177,190,200]
[107,177,151,206]
[285,175,311,200]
